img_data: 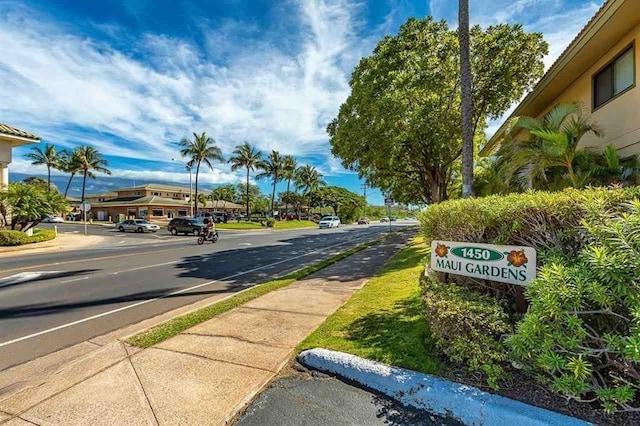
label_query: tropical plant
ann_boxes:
[210,184,237,209]
[497,103,602,189]
[179,132,224,215]
[459,0,474,198]
[197,193,208,208]
[0,182,69,231]
[59,148,83,197]
[23,176,59,193]
[76,146,111,203]
[281,155,298,218]
[472,157,513,197]
[229,142,263,218]
[256,150,283,216]
[295,165,326,215]
[25,144,60,192]
[588,144,640,187]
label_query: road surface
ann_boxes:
[0,222,412,370]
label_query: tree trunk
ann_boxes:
[64,173,75,197]
[459,0,475,198]
[194,161,201,215]
[246,168,250,218]
[270,176,277,218]
[47,166,51,193]
[81,170,87,203]
[285,180,291,220]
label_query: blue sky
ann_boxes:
[3,0,602,204]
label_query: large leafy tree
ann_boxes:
[59,148,83,197]
[179,132,224,215]
[256,150,283,216]
[77,146,111,203]
[229,142,263,218]
[295,165,325,214]
[310,186,364,223]
[459,0,474,198]
[23,176,59,193]
[497,103,602,189]
[281,155,298,218]
[328,17,547,203]
[0,182,69,231]
[25,144,60,192]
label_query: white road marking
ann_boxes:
[238,243,252,246]
[0,237,365,348]
[0,271,61,285]
[60,276,89,284]
[112,260,180,275]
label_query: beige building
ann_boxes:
[482,0,640,157]
[86,183,243,221]
[0,123,40,189]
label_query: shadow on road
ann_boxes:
[0,269,101,291]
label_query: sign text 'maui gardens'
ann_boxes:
[430,241,537,286]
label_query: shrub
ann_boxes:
[0,229,56,246]
[266,218,276,227]
[422,275,512,389]
[507,200,640,413]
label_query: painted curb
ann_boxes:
[298,348,592,426]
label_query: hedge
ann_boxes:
[0,229,56,246]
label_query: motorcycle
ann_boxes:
[197,229,219,245]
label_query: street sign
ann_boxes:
[384,197,394,206]
[80,201,91,212]
[430,240,537,286]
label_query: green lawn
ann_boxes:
[215,220,317,230]
[216,222,264,230]
[274,220,317,229]
[298,237,440,374]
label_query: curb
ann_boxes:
[297,348,592,426]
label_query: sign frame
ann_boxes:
[430,240,536,286]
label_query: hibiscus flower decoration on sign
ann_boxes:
[506,249,528,268]
[434,243,449,258]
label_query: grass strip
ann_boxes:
[215,220,317,230]
[297,236,441,375]
[126,236,386,348]
[274,220,317,229]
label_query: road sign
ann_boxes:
[384,197,394,206]
[80,201,91,212]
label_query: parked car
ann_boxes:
[380,216,390,223]
[42,216,64,223]
[196,212,227,223]
[116,219,160,233]
[168,218,205,235]
[318,216,341,229]
[357,217,369,225]
[390,216,397,222]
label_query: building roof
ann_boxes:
[204,200,244,209]
[480,0,638,156]
[90,195,243,209]
[114,183,191,193]
[0,122,41,144]
[85,191,118,198]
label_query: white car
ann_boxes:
[42,216,64,223]
[318,216,341,229]
[116,219,160,233]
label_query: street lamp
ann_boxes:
[172,158,193,217]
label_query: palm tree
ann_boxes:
[76,146,111,203]
[256,150,283,216]
[459,0,474,198]
[25,144,60,192]
[497,102,602,189]
[197,193,208,209]
[210,184,237,209]
[228,142,263,218]
[179,132,224,215]
[295,165,326,217]
[60,148,83,197]
[282,156,297,219]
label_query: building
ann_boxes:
[0,123,40,190]
[86,183,243,221]
[481,0,640,157]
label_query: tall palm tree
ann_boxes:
[459,0,474,198]
[256,150,283,216]
[60,148,83,197]
[295,165,326,216]
[497,102,602,189]
[228,142,263,218]
[25,144,60,192]
[179,132,224,215]
[77,146,111,203]
[282,155,297,219]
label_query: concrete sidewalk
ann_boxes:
[0,232,411,425]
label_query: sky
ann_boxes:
[2,0,603,205]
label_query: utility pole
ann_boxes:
[361,182,368,217]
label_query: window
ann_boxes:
[594,45,635,109]
[178,210,188,216]
[152,208,163,217]
[152,192,160,196]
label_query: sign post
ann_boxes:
[430,240,537,286]
[80,201,91,236]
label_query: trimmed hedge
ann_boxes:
[0,229,56,246]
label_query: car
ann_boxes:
[42,216,64,223]
[168,217,205,235]
[196,212,227,223]
[380,216,390,223]
[390,216,397,222]
[357,217,369,225]
[116,219,160,233]
[318,216,341,229]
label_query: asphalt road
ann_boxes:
[0,222,412,370]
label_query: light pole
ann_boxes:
[172,158,193,217]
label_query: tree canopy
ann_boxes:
[310,185,364,223]
[0,182,69,231]
[328,17,547,203]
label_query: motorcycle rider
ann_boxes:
[204,217,216,240]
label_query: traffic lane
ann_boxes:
[0,227,387,368]
[38,222,175,239]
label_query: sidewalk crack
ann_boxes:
[180,332,290,349]
[126,345,159,426]
[151,347,279,373]
[237,306,327,317]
